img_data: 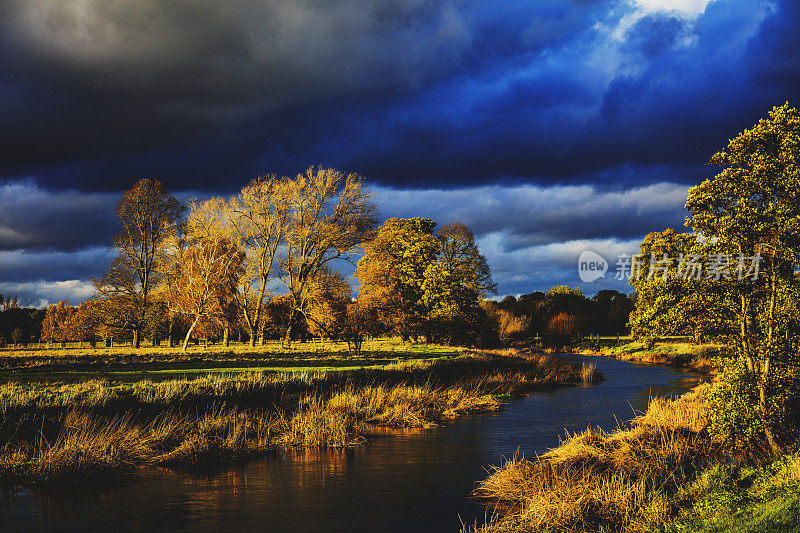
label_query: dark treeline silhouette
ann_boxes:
[484,285,634,345]
[0,294,43,346]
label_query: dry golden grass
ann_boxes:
[0,350,598,487]
[471,386,720,532]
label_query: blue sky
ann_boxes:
[0,0,798,306]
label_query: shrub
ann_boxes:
[11,328,24,345]
[542,313,577,348]
[707,355,800,450]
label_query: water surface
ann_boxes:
[2,355,706,532]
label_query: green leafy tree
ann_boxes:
[686,103,800,451]
[590,290,634,336]
[628,229,729,344]
[357,217,441,341]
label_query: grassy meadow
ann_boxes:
[0,339,601,487]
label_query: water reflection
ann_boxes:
[2,355,707,532]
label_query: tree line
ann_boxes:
[28,167,514,353]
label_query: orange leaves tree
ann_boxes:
[167,237,245,352]
[304,268,352,339]
[542,313,578,348]
[93,179,183,348]
[279,167,377,346]
[40,301,75,346]
[68,301,100,347]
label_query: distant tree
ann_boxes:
[0,307,42,344]
[67,301,100,347]
[11,327,24,345]
[1,295,19,311]
[280,167,377,346]
[335,299,382,356]
[542,313,578,348]
[498,295,519,313]
[41,301,75,347]
[94,179,183,348]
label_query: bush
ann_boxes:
[707,355,800,450]
[542,313,577,348]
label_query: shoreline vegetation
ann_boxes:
[566,340,722,375]
[471,384,800,532]
[0,345,602,488]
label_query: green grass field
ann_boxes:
[0,338,464,383]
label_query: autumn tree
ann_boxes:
[219,177,291,346]
[304,268,352,339]
[335,299,382,356]
[167,221,245,352]
[279,167,377,346]
[686,103,800,451]
[67,301,100,347]
[542,313,578,348]
[41,301,75,347]
[94,179,183,348]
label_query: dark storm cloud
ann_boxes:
[5,0,791,189]
[0,180,117,250]
[372,180,690,250]
[0,0,612,190]
[0,246,114,285]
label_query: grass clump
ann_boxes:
[660,452,800,532]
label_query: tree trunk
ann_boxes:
[133,328,141,349]
[223,327,230,347]
[284,309,295,348]
[182,316,200,353]
[168,316,175,348]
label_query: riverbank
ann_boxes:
[471,384,800,532]
[570,341,723,374]
[0,349,602,487]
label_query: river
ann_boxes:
[1,354,706,532]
